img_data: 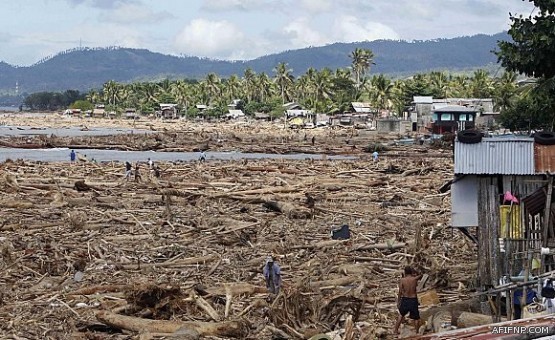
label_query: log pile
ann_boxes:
[0,122,477,339]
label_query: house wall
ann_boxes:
[377,120,400,133]
[476,175,548,288]
[452,175,479,227]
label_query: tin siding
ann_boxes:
[455,140,535,175]
[452,175,478,227]
[535,144,555,173]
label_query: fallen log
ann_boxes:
[262,200,311,219]
[456,312,493,328]
[96,310,249,337]
[353,242,408,251]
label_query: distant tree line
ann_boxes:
[23,90,85,111]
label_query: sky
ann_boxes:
[0,0,536,66]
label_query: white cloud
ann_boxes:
[174,18,247,59]
[283,18,327,48]
[332,15,400,42]
[102,3,173,24]
[64,0,139,9]
[299,0,332,13]
[200,0,276,12]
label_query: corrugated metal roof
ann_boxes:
[433,105,477,113]
[455,138,535,175]
[413,96,433,104]
[535,144,555,173]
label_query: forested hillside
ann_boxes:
[0,32,509,93]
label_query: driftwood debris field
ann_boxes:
[0,117,477,339]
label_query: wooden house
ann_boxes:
[92,107,105,118]
[430,105,477,134]
[124,108,139,120]
[451,132,555,316]
[160,104,178,119]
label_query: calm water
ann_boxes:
[0,147,353,163]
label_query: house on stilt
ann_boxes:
[450,130,555,318]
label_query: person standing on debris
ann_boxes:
[199,151,207,162]
[394,266,423,335]
[372,151,379,162]
[263,256,282,295]
[134,162,142,182]
[70,150,76,162]
[147,157,154,169]
[125,161,132,181]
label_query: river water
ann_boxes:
[0,147,353,163]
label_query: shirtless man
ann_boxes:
[394,266,423,335]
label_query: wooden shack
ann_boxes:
[451,133,555,318]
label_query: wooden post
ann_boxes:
[542,176,553,272]
[521,251,532,310]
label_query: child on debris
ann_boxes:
[394,266,423,335]
[263,256,281,295]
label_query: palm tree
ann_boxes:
[223,74,242,102]
[242,68,257,103]
[470,69,495,98]
[273,62,294,104]
[369,74,394,111]
[202,73,222,104]
[494,71,518,112]
[257,73,273,103]
[349,48,374,91]
[429,72,450,98]
[102,80,120,107]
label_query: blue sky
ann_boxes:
[0,0,535,66]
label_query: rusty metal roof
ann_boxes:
[535,144,555,173]
[455,137,536,175]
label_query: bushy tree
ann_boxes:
[496,0,555,130]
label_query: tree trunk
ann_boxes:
[456,312,493,328]
[96,311,248,337]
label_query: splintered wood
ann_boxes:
[0,140,476,339]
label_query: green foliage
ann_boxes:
[500,79,555,131]
[496,0,555,130]
[496,0,555,79]
[23,90,85,111]
[71,100,93,111]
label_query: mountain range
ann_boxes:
[0,32,509,94]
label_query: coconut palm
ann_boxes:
[349,48,375,90]
[369,74,394,111]
[273,62,294,104]
[102,80,120,106]
[243,68,257,103]
[493,71,518,112]
[257,72,273,103]
[470,69,495,98]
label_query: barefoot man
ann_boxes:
[394,266,423,335]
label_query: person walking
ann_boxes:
[394,266,423,335]
[134,162,142,182]
[263,256,282,295]
[70,150,76,162]
[125,161,132,181]
[199,151,207,162]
